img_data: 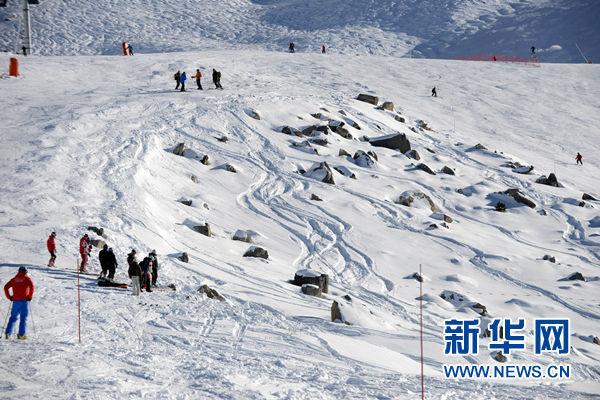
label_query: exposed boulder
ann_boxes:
[282,126,302,136]
[225,164,237,173]
[243,246,269,259]
[472,303,488,316]
[191,174,199,183]
[582,193,597,201]
[327,120,345,130]
[310,194,323,201]
[396,191,439,212]
[416,163,436,175]
[404,149,420,160]
[338,149,350,157]
[333,166,357,179]
[331,301,345,323]
[178,198,193,206]
[494,351,508,363]
[468,143,487,151]
[301,284,322,297]
[356,94,379,105]
[232,229,259,243]
[369,133,411,153]
[293,269,330,293]
[379,101,394,111]
[495,202,507,212]
[245,109,261,120]
[87,226,105,237]
[303,162,335,184]
[353,150,376,168]
[193,223,212,237]
[542,255,556,263]
[217,136,228,143]
[441,166,455,175]
[179,252,189,263]
[90,239,106,249]
[536,173,561,187]
[566,272,585,281]
[302,125,329,136]
[350,120,362,130]
[332,126,352,139]
[394,115,406,123]
[593,336,600,345]
[432,212,453,223]
[412,272,423,283]
[198,284,225,301]
[415,120,431,131]
[503,189,536,208]
[173,142,186,156]
[167,283,177,291]
[311,113,325,120]
[200,155,210,165]
[513,165,534,174]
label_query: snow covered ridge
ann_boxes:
[0,0,598,62]
[1,51,600,398]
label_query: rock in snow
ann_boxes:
[304,162,335,184]
[293,269,330,293]
[198,284,225,301]
[243,246,269,259]
[369,133,411,153]
[356,94,379,105]
[396,190,439,212]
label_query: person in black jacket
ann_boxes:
[174,70,181,90]
[106,248,118,280]
[212,69,223,90]
[149,250,159,287]
[98,244,109,279]
[139,256,153,293]
[127,250,141,296]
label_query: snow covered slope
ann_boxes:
[0,0,598,62]
[0,51,599,399]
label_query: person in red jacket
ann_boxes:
[79,234,91,272]
[4,266,35,339]
[576,152,583,165]
[47,231,57,267]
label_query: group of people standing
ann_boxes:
[174,68,223,92]
[288,43,327,54]
[127,249,159,296]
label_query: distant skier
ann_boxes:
[106,248,118,281]
[128,44,134,56]
[174,70,181,90]
[531,46,536,56]
[127,249,141,296]
[98,244,110,279]
[212,69,223,89]
[79,234,91,273]
[288,42,295,53]
[149,250,159,287]
[493,55,497,61]
[4,266,35,340]
[321,44,326,54]
[46,231,56,267]
[139,255,153,293]
[431,87,437,97]
[576,152,583,165]
[194,69,203,90]
[179,71,187,92]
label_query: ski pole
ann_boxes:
[2,302,12,335]
[29,302,37,335]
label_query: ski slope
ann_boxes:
[0,51,599,399]
[0,0,598,62]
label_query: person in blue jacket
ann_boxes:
[179,71,187,92]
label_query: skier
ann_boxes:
[127,249,141,296]
[174,70,181,90]
[149,250,159,287]
[46,231,56,267]
[128,44,134,56]
[431,87,437,97]
[321,44,326,54]
[179,71,187,92]
[98,244,110,279]
[139,255,153,293]
[194,69,203,90]
[79,234,91,273]
[4,266,35,340]
[212,69,223,89]
[531,46,536,56]
[288,42,295,53]
[106,248,118,281]
[576,152,583,165]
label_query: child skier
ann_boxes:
[47,231,56,267]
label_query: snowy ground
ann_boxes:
[0,0,598,62]
[0,51,599,399]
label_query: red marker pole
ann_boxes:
[419,263,425,400]
[77,258,81,343]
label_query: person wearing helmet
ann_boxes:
[4,266,35,340]
[47,232,57,267]
[149,250,159,287]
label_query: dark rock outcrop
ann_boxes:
[243,246,269,259]
[542,254,556,263]
[310,194,323,201]
[173,143,186,156]
[293,269,330,293]
[198,284,225,301]
[369,133,411,153]
[396,191,439,212]
[582,193,597,201]
[301,284,322,297]
[416,163,436,175]
[441,166,455,175]
[88,226,105,237]
[567,272,585,281]
[536,173,561,187]
[179,252,189,263]
[303,162,335,184]
[338,149,350,157]
[178,198,193,206]
[200,155,210,165]
[357,94,379,105]
[282,126,302,136]
[193,223,212,237]
[405,149,420,160]
[379,101,394,111]
[503,189,536,208]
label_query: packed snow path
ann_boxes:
[1,51,599,398]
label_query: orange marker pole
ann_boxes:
[9,58,19,77]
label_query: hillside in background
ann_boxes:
[1,50,599,398]
[0,0,598,62]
